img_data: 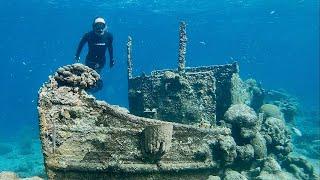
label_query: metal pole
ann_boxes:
[178,21,187,74]
[127,36,133,79]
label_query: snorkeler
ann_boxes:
[74,17,115,73]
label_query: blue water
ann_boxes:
[0,0,319,177]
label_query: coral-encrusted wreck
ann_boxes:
[127,22,239,125]
[38,63,235,180]
[38,22,318,180]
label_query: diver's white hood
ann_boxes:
[94,17,105,24]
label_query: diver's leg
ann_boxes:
[85,57,105,93]
[85,59,95,69]
[96,57,106,73]
[91,62,104,91]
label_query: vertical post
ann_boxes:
[178,21,187,74]
[127,36,133,79]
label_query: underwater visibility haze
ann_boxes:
[0,0,319,178]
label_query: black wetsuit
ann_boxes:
[75,31,113,72]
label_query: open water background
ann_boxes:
[0,0,318,177]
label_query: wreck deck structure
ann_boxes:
[128,22,239,125]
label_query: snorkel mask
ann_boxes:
[93,17,106,36]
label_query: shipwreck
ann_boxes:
[38,22,317,180]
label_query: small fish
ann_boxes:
[22,61,26,65]
[312,140,320,143]
[152,9,160,13]
[270,10,276,15]
[291,127,302,137]
[200,41,206,45]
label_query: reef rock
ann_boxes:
[256,170,296,180]
[245,79,265,111]
[256,156,318,180]
[264,89,299,123]
[282,156,318,180]
[251,132,268,159]
[207,175,221,180]
[0,171,19,180]
[0,171,43,180]
[22,177,43,180]
[224,169,248,180]
[224,104,260,140]
[261,156,282,173]
[259,104,283,120]
[213,136,238,165]
[236,144,254,162]
[230,75,265,112]
[261,117,292,157]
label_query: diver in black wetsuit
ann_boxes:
[75,17,114,73]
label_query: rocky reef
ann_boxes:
[264,89,299,124]
[293,109,320,161]
[260,89,319,165]
[37,63,318,180]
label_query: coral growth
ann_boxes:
[230,75,264,112]
[282,156,318,179]
[261,117,293,158]
[236,144,254,162]
[54,63,100,89]
[245,79,265,111]
[251,132,267,159]
[264,90,299,123]
[220,102,317,179]
[212,136,237,165]
[224,169,248,180]
[37,64,318,180]
[259,104,283,120]
[224,104,260,141]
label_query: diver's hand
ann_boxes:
[110,59,115,68]
[74,56,80,63]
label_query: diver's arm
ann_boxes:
[75,33,88,62]
[108,34,114,68]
